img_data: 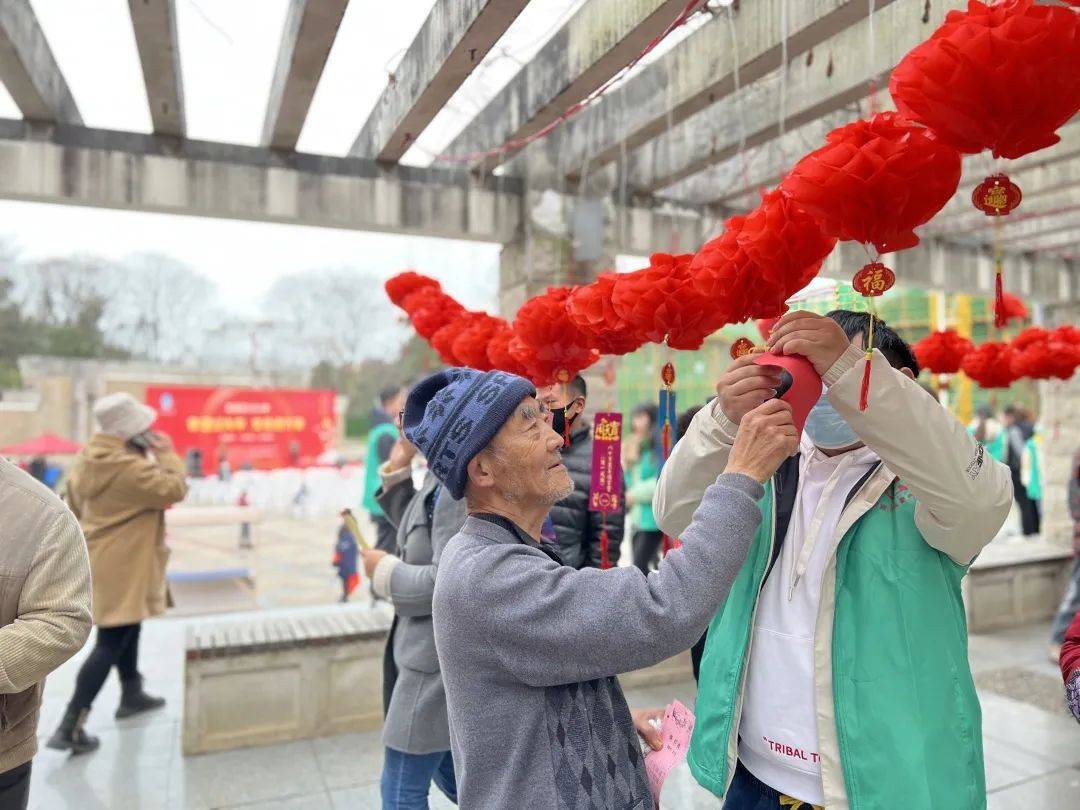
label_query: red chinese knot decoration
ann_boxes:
[852,263,896,298]
[730,338,755,360]
[972,174,1022,217]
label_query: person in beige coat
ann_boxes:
[47,393,188,754]
[0,458,92,809]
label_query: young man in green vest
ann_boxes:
[364,385,407,554]
[655,310,1012,810]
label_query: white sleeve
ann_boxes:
[826,345,1013,565]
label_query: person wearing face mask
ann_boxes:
[654,310,1013,810]
[535,375,625,568]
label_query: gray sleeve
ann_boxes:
[375,476,417,531]
[460,473,763,688]
[388,491,468,617]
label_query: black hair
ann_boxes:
[379,385,404,407]
[568,375,587,400]
[631,402,658,426]
[825,310,919,376]
[676,405,704,442]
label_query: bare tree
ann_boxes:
[260,268,409,368]
[106,253,218,364]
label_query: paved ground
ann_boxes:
[27,611,1080,809]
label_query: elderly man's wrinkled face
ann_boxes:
[485,396,574,506]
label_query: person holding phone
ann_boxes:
[47,393,188,754]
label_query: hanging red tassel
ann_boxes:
[994,267,1006,329]
[599,516,610,570]
[661,535,671,557]
[859,354,872,411]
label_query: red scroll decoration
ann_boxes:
[588,412,623,570]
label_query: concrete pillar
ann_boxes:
[498,196,618,411]
[1039,301,1080,549]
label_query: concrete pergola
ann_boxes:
[0,0,1077,547]
[0,0,1075,312]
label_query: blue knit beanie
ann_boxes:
[403,368,535,500]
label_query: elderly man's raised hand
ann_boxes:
[724,399,799,484]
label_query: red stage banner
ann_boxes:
[588,412,623,513]
[144,385,337,470]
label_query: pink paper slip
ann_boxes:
[644,700,695,808]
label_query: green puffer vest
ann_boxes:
[688,473,985,809]
[363,421,398,516]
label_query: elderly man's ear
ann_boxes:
[467,452,498,491]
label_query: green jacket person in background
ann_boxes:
[655,311,1012,810]
[624,403,662,573]
[364,385,407,553]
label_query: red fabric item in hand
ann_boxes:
[889,0,1080,160]
[779,112,962,254]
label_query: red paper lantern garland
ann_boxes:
[511,287,600,386]
[889,0,1080,161]
[961,342,1019,389]
[913,329,975,375]
[385,271,440,307]
[384,4,1076,406]
[565,273,644,356]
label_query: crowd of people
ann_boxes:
[3,310,1079,810]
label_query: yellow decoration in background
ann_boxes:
[954,294,973,425]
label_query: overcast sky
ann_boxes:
[0,0,614,316]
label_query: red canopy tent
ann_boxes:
[0,433,83,456]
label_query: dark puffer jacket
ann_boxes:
[549,419,625,569]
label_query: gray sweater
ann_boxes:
[433,472,764,809]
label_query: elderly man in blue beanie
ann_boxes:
[403,367,799,809]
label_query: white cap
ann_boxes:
[93,393,157,440]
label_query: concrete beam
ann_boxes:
[516,0,900,184]
[350,0,529,163]
[0,119,520,242]
[663,70,1080,210]
[1008,229,1080,256]
[128,0,185,137]
[996,215,1080,247]
[0,0,81,124]
[626,0,960,193]
[820,238,1077,304]
[261,0,349,151]
[442,0,708,174]
[927,187,1080,238]
[0,119,696,256]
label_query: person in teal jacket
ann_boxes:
[624,404,662,573]
[655,310,1013,810]
[364,385,407,553]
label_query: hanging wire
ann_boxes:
[777,0,789,168]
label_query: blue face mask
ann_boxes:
[803,392,860,450]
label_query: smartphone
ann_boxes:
[127,431,158,452]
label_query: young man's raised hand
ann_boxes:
[717,352,785,424]
[766,311,852,376]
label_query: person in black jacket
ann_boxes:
[536,375,625,569]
